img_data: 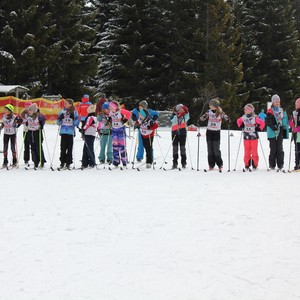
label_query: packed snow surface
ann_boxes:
[0,126,299,300]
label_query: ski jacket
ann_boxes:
[200,109,229,131]
[131,108,159,122]
[265,106,289,139]
[97,112,111,135]
[57,108,79,135]
[289,109,300,133]
[237,114,265,140]
[136,117,158,138]
[22,113,45,132]
[1,114,21,135]
[78,97,92,121]
[110,110,127,129]
[83,113,98,136]
[170,112,189,135]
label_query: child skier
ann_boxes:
[131,100,159,162]
[170,103,189,169]
[237,104,265,171]
[199,98,229,172]
[97,102,113,164]
[288,98,300,170]
[57,98,79,169]
[265,94,289,171]
[81,104,98,169]
[135,108,158,168]
[109,100,128,168]
[21,103,46,168]
[0,104,22,168]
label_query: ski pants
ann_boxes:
[142,135,154,164]
[28,130,46,168]
[243,139,259,167]
[206,129,223,168]
[268,134,284,169]
[294,133,300,168]
[112,127,127,166]
[136,129,144,160]
[23,131,31,163]
[3,134,17,164]
[60,134,74,165]
[82,135,96,167]
[98,133,113,162]
[172,131,187,166]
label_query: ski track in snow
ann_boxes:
[0,126,300,300]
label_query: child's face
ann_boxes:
[273,100,280,107]
[209,105,217,110]
[4,107,10,115]
[244,108,252,115]
[102,108,109,114]
[64,101,72,109]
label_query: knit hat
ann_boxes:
[175,104,183,112]
[4,104,14,113]
[209,98,220,107]
[295,98,300,109]
[139,100,148,109]
[102,102,109,110]
[244,103,255,113]
[28,103,38,113]
[87,104,96,114]
[139,109,149,118]
[271,94,280,103]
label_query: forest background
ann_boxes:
[1,0,300,124]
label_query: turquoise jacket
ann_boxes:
[266,107,289,139]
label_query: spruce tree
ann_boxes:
[237,0,300,110]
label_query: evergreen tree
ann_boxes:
[41,0,98,99]
[237,0,300,110]
[0,0,48,88]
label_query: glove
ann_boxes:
[78,127,83,133]
[58,114,64,121]
[122,118,128,124]
[91,119,95,125]
[69,112,75,120]
[149,120,154,127]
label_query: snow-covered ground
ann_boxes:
[1,125,300,300]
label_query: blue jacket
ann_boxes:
[131,108,159,121]
[57,108,79,135]
[266,107,289,139]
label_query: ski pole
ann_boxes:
[17,131,27,167]
[186,133,194,170]
[159,132,177,169]
[233,130,243,171]
[196,127,201,171]
[227,121,231,172]
[131,130,139,169]
[288,132,294,173]
[128,128,137,164]
[155,129,165,159]
[257,132,269,171]
[49,126,60,170]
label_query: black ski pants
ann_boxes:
[206,129,223,168]
[141,135,154,164]
[60,134,74,166]
[172,131,187,166]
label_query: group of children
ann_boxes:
[0,93,299,171]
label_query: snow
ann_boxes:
[1,125,300,300]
